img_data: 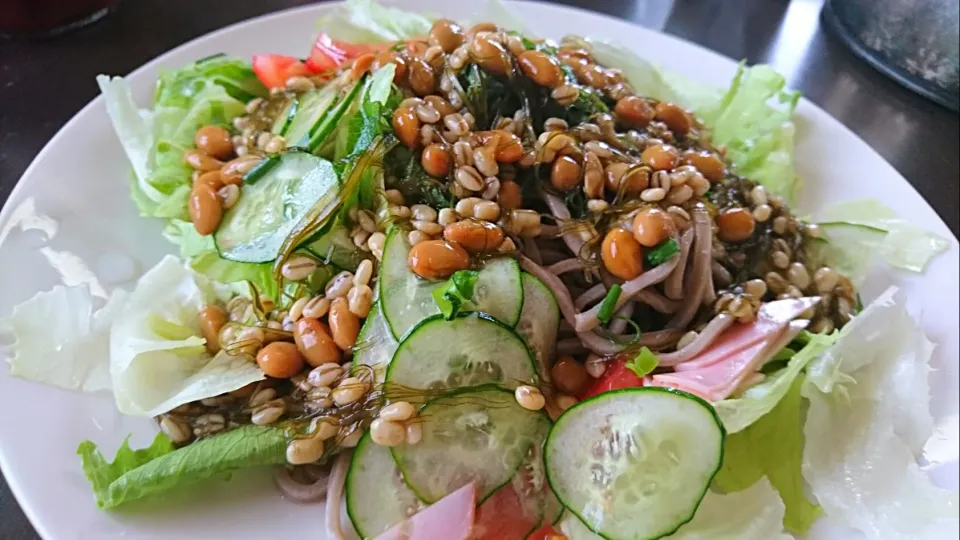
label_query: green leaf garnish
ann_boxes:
[624,346,659,378]
[78,426,290,509]
[646,238,680,266]
[432,270,481,320]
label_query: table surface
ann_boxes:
[1,0,957,537]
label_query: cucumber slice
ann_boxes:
[545,388,725,540]
[271,96,298,136]
[514,432,564,528]
[215,153,335,262]
[346,431,422,539]
[214,152,338,263]
[351,302,397,384]
[516,273,560,381]
[304,225,364,271]
[386,313,537,391]
[806,222,887,286]
[557,510,603,539]
[283,86,338,147]
[391,385,551,504]
[378,228,523,340]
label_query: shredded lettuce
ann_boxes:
[802,287,959,539]
[78,426,289,509]
[317,0,432,43]
[714,376,822,534]
[812,198,949,281]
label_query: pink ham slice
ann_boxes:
[375,483,476,540]
[652,319,810,401]
[674,297,819,372]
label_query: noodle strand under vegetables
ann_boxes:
[657,314,735,366]
[668,209,712,330]
[665,228,695,300]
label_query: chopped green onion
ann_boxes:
[597,284,622,324]
[646,238,680,266]
[432,270,480,320]
[599,316,642,346]
[624,347,659,378]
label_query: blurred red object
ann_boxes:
[0,0,120,38]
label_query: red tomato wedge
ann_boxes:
[306,32,384,74]
[527,524,566,540]
[251,54,311,89]
[578,359,645,401]
[374,482,476,540]
[472,483,541,540]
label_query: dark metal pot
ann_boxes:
[822,0,959,111]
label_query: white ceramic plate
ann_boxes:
[1,2,957,539]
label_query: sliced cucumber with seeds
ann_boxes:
[545,388,725,540]
[346,431,422,539]
[214,152,338,263]
[283,86,339,147]
[516,273,560,381]
[391,385,551,504]
[351,302,397,384]
[386,313,537,392]
[379,228,523,340]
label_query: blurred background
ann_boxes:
[0,0,957,537]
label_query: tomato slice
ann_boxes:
[251,54,310,89]
[472,483,541,540]
[578,359,645,400]
[374,482,476,540]
[528,524,566,540]
[306,32,384,74]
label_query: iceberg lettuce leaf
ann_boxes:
[109,256,264,416]
[162,219,279,300]
[78,426,288,509]
[802,287,959,539]
[714,376,822,534]
[665,479,793,539]
[318,0,432,43]
[813,198,949,280]
[3,256,264,416]
[697,64,800,201]
[99,57,259,220]
[2,285,127,392]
